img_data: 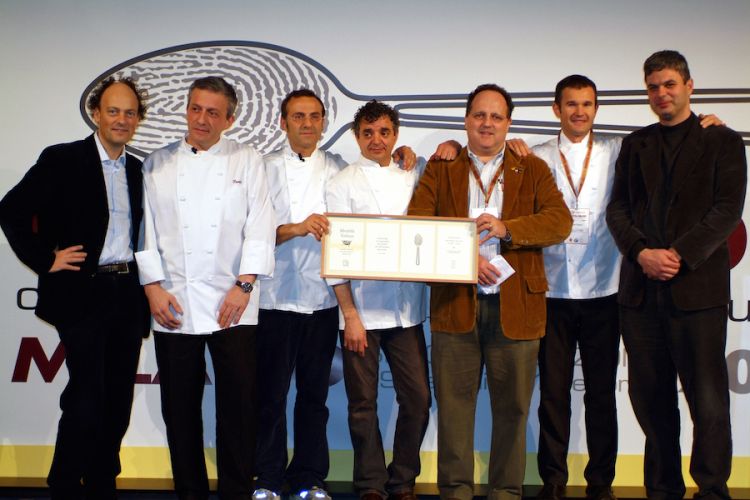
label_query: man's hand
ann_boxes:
[430,140,462,161]
[506,138,531,157]
[218,275,254,329]
[144,283,183,329]
[393,145,417,171]
[478,255,502,286]
[637,248,681,281]
[299,213,330,241]
[342,311,368,357]
[475,213,508,244]
[49,245,86,272]
[698,113,725,128]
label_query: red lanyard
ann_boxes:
[469,160,504,208]
[558,132,594,203]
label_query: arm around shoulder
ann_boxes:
[503,156,572,248]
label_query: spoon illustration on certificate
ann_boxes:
[80,41,750,157]
[414,233,423,266]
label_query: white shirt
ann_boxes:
[325,155,427,330]
[468,147,505,295]
[136,137,276,334]
[94,132,133,265]
[533,133,622,299]
[260,142,346,313]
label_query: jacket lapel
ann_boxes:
[501,149,523,218]
[669,117,703,200]
[83,134,110,225]
[447,148,471,217]
[637,129,661,197]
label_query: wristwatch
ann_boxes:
[501,229,512,244]
[235,280,254,294]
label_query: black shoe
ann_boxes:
[586,486,616,500]
[538,484,566,500]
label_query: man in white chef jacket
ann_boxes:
[254,89,345,500]
[256,89,419,500]
[325,100,430,500]
[135,76,275,500]
[530,75,621,500]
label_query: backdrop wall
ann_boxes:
[1,0,748,494]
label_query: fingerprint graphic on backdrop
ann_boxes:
[80,42,344,156]
[81,41,750,158]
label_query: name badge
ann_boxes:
[566,208,590,245]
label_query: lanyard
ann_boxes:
[557,132,594,205]
[469,160,504,208]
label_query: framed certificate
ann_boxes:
[321,213,478,283]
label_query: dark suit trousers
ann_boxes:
[621,283,732,500]
[537,295,619,489]
[255,307,339,493]
[47,272,145,500]
[341,324,431,497]
[154,326,257,500]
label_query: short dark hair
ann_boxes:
[465,83,514,118]
[280,89,326,119]
[352,100,399,136]
[87,77,147,119]
[643,50,691,83]
[188,76,238,118]
[554,74,598,106]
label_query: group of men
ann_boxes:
[0,49,744,500]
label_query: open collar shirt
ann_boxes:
[468,147,505,295]
[94,132,133,265]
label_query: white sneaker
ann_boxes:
[293,487,332,500]
[253,488,281,500]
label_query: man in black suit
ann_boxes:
[0,77,150,500]
[606,50,746,500]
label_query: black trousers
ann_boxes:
[621,283,732,500]
[537,295,620,489]
[341,324,431,497]
[154,326,257,500]
[255,307,339,493]
[48,272,145,500]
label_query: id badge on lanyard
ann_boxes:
[566,208,590,245]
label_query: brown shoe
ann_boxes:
[538,484,566,500]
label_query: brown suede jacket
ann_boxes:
[407,147,572,339]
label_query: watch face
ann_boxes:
[237,281,253,293]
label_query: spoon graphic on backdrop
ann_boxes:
[80,40,750,157]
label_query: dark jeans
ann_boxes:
[154,326,257,500]
[255,307,339,493]
[48,272,145,500]
[621,283,732,500]
[341,324,431,497]
[537,295,619,490]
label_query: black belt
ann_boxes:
[96,261,136,275]
[478,292,500,301]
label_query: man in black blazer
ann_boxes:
[0,77,150,500]
[607,51,746,500]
